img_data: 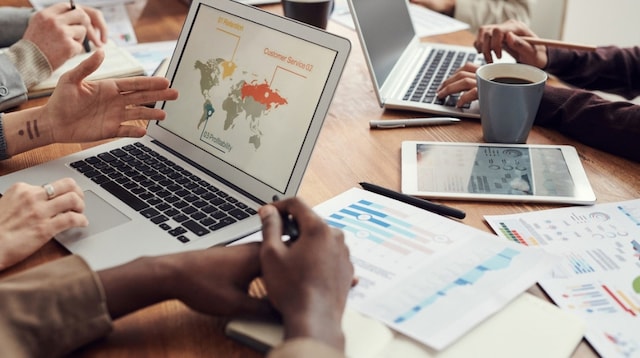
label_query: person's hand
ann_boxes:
[99,243,275,320]
[259,198,354,351]
[475,19,548,68]
[0,178,86,270]
[437,62,480,108]
[78,5,109,48]
[22,3,108,71]
[1,50,178,158]
[43,49,179,144]
[409,0,455,16]
[164,244,275,318]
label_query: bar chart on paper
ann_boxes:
[314,188,556,350]
[326,199,451,260]
[485,199,640,358]
[541,276,640,357]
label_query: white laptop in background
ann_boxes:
[347,0,513,119]
[0,0,350,270]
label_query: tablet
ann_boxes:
[401,141,596,205]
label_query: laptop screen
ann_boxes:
[350,0,415,86]
[159,2,339,193]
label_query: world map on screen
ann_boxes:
[194,58,288,150]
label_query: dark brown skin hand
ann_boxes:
[98,243,274,321]
[259,198,354,351]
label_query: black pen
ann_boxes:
[69,0,92,53]
[272,195,300,242]
[359,182,466,219]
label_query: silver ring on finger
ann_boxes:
[42,183,55,200]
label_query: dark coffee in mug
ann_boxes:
[490,76,534,85]
[282,0,333,29]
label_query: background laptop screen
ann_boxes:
[350,0,415,86]
[160,3,338,192]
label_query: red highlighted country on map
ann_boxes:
[240,80,288,110]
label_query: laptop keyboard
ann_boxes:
[70,142,257,244]
[403,49,483,109]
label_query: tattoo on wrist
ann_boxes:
[18,120,40,140]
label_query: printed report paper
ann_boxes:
[485,199,640,358]
[314,188,556,350]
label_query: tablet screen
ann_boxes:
[401,141,596,204]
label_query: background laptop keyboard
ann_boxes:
[403,49,483,108]
[70,142,257,244]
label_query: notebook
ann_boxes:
[346,0,512,119]
[226,292,586,357]
[0,0,350,270]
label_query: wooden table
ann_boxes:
[2,0,638,356]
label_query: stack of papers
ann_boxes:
[485,199,640,357]
[314,188,556,349]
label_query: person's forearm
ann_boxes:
[281,295,345,351]
[535,86,640,162]
[2,106,55,157]
[546,46,640,99]
[0,255,112,357]
[97,255,177,319]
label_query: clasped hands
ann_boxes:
[98,197,355,351]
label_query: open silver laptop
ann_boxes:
[0,0,350,270]
[347,0,504,119]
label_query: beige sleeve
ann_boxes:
[0,255,113,357]
[454,0,533,33]
[3,39,52,89]
[268,338,346,358]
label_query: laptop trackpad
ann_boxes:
[56,190,131,243]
